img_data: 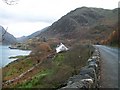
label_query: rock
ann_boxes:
[68,74,92,84]
[58,49,101,89]
[80,66,96,80]
[60,74,93,89]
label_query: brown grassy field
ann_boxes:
[2,42,94,88]
[0,68,2,89]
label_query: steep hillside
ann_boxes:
[38,7,118,44]
[0,26,17,45]
[2,7,119,89]
[17,27,49,42]
[100,29,119,47]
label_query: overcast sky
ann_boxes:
[0,0,119,37]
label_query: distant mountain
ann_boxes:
[17,27,49,42]
[37,7,118,43]
[0,26,17,45]
[17,36,27,42]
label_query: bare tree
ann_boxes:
[2,0,19,5]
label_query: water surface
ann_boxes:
[0,45,31,67]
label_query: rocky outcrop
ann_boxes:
[59,47,101,89]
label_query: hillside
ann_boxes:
[38,7,118,44]
[2,7,119,88]
[17,27,49,42]
[100,29,119,47]
[0,26,17,45]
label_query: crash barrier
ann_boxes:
[59,48,101,89]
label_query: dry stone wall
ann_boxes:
[59,47,101,89]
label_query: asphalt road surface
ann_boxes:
[95,45,119,88]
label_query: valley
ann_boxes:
[1,7,119,89]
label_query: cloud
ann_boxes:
[2,22,51,38]
[0,0,119,37]
[0,8,56,24]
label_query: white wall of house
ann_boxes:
[56,43,68,53]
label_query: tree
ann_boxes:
[2,0,19,5]
[31,42,52,64]
[100,30,119,46]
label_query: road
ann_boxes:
[95,45,119,88]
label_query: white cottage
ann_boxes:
[56,43,68,53]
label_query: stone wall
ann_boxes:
[59,47,101,89]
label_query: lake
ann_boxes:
[0,45,31,67]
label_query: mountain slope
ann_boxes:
[0,26,17,45]
[38,7,118,44]
[100,29,119,47]
[17,27,49,42]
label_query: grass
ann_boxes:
[3,56,35,81]
[9,55,28,59]
[16,69,54,88]
[9,53,70,88]
[3,44,94,88]
[53,53,65,66]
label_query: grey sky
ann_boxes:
[0,0,119,37]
